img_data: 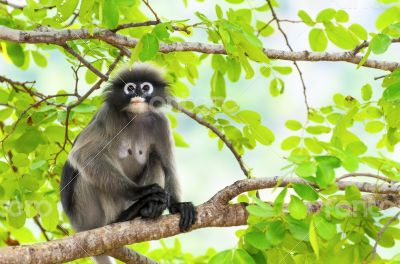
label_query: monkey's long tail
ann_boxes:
[92,254,113,264]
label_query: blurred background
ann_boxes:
[1,0,399,259]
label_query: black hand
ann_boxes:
[140,192,170,219]
[168,202,197,232]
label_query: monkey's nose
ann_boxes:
[131,97,145,104]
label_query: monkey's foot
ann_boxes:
[168,202,197,232]
[114,191,168,223]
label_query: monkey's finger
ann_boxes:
[189,205,197,227]
[181,205,191,232]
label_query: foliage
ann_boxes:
[0,0,399,263]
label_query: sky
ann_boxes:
[0,0,399,259]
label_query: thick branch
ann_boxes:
[0,176,399,264]
[0,26,399,71]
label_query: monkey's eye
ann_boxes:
[123,83,136,95]
[140,82,153,94]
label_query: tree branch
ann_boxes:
[0,176,398,264]
[0,26,399,71]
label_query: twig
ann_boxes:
[172,101,249,179]
[374,74,388,80]
[63,12,79,28]
[111,20,159,32]
[257,18,274,37]
[33,216,50,242]
[337,173,398,184]
[266,0,310,114]
[353,37,400,55]
[61,43,107,80]
[369,210,400,260]
[142,0,160,22]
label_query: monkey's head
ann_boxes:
[104,64,169,113]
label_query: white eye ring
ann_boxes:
[123,83,136,95]
[140,82,153,95]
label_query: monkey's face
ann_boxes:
[105,66,169,113]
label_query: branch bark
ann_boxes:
[0,26,399,71]
[0,176,399,264]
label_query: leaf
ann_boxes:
[209,249,232,264]
[173,132,189,147]
[375,6,400,31]
[309,218,320,259]
[256,20,274,37]
[274,187,287,212]
[316,8,336,22]
[281,136,301,150]
[0,108,13,121]
[246,204,275,218]
[211,71,226,106]
[309,28,328,52]
[361,84,372,101]
[41,202,59,231]
[295,162,317,177]
[233,249,256,264]
[297,10,315,26]
[15,129,45,154]
[293,183,319,201]
[334,9,349,22]
[249,124,274,145]
[383,85,400,102]
[272,66,292,75]
[73,104,97,113]
[31,51,47,67]
[345,185,361,201]
[225,0,244,3]
[288,195,307,220]
[314,215,336,240]
[244,231,271,250]
[139,34,159,61]
[56,0,79,22]
[5,42,25,67]
[269,78,284,97]
[365,121,385,133]
[370,34,391,54]
[8,204,26,229]
[170,81,190,98]
[79,0,94,23]
[285,120,302,131]
[266,221,285,246]
[102,0,119,28]
[325,23,359,50]
[236,110,261,125]
[226,57,241,82]
[349,23,368,40]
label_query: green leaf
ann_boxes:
[365,121,385,133]
[236,110,261,125]
[41,202,59,231]
[274,187,287,212]
[8,204,26,229]
[334,10,349,22]
[153,24,170,41]
[170,81,190,98]
[316,8,336,22]
[297,10,315,26]
[266,221,285,246]
[288,195,307,220]
[173,131,189,147]
[249,124,274,145]
[383,85,400,103]
[295,162,317,177]
[233,249,256,264]
[309,218,320,259]
[222,100,240,114]
[0,108,13,121]
[31,51,47,67]
[349,23,368,40]
[256,20,274,37]
[215,4,223,19]
[345,185,361,201]
[244,231,271,250]
[209,249,232,264]
[139,34,159,61]
[370,34,391,54]
[325,23,359,50]
[56,0,79,22]
[306,125,331,135]
[285,120,302,131]
[272,66,292,75]
[314,215,336,240]
[269,78,284,97]
[226,57,241,82]
[102,0,119,28]
[211,71,226,106]
[15,129,45,153]
[376,6,400,31]
[79,0,94,23]
[361,84,372,101]
[73,104,97,113]
[293,183,319,201]
[5,42,25,67]
[246,204,275,218]
[309,28,328,51]
[225,0,244,3]
[281,136,301,150]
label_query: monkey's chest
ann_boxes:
[117,139,149,166]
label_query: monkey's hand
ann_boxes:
[168,202,197,232]
[139,191,170,219]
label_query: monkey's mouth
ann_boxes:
[130,97,145,105]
